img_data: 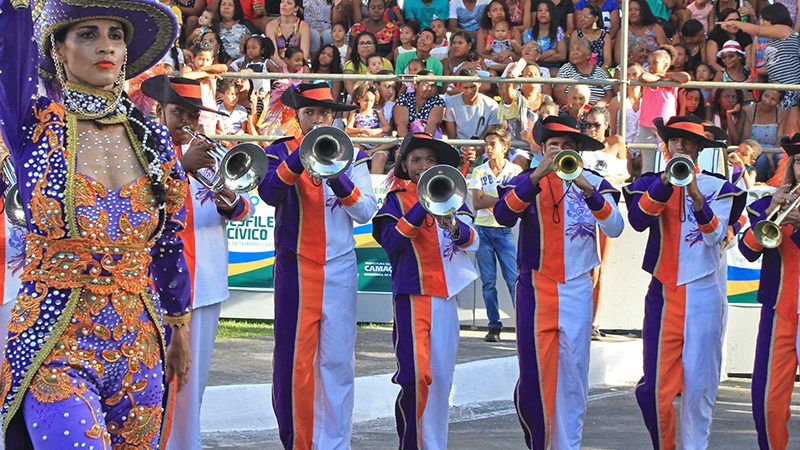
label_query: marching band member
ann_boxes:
[494,115,624,450]
[372,133,479,450]
[623,116,746,450]
[258,83,377,450]
[742,134,800,450]
[141,75,254,450]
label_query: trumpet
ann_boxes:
[418,164,468,217]
[553,150,583,181]
[182,127,269,207]
[299,126,354,179]
[753,184,800,248]
[1,157,26,227]
[665,155,695,187]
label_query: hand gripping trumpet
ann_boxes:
[1,157,26,227]
[553,150,583,181]
[417,164,468,217]
[665,155,696,187]
[298,126,354,179]
[181,127,269,207]
[752,184,800,249]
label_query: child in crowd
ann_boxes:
[273,47,308,82]
[217,79,249,141]
[729,139,762,189]
[332,22,350,68]
[430,18,450,60]
[182,40,226,134]
[186,9,218,46]
[394,21,420,62]
[484,20,521,75]
[230,35,277,96]
[345,82,393,174]
[376,71,399,125]
[687,0,714,33]
[312,44,344,102]
[401,58,426,94]
[521,101,560,169]
[695,62,715,103]
[367,53,387,75]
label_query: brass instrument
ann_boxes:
[1,157,26,227]
[753,184,800,249]
[553,150,583,181]
[665,155,695,187]
[182,127,269,207]
[299,126,354,179]
[418,164,468,217]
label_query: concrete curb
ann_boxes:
[201,339,643,434]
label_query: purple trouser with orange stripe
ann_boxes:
[392,294,459,450]
[636,274,724,450]
[515,269,593,450]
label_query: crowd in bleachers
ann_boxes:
[139,0,800,183]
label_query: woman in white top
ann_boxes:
[581,106,627,338]
[607,63,643,177]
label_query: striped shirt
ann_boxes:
[556,63,612,105]
[765,32,800,84]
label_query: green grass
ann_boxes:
[216,319,274,340]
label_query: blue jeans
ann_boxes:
[754,152,785,182]
[475,225,518,329]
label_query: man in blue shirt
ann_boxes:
[404,0,449,28]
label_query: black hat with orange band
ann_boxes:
[394,132,462,180]
[533,116,604,151]
[141,75,227,116]
[281,83,358,112]
[654,115,726,149]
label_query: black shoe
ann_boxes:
[484,329,501,342]
[591,325,605,341]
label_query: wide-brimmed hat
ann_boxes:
[141,75,228,116]
[280,83,358,112]
[533,115,604,151]
[394,133,461,180]
[654,116,726,149]
[701,120,729,143]
[34,0,179,80]
[716,40,746,59]
[780,133,800,156]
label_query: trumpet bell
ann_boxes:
[753,220,784,249]
[554,150,583,181]
[221,143,270,193]
[418,164,468,216]
[665,156,695,187]
[299,126,354,179]
[4,185,26,227]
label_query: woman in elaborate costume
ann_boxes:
[0,0,192,448]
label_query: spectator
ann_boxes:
[394,28,444,76]
[722,3,800,108]
[525,0,567,74]
[713,0,754,25]
[745,89,789,181]
[677,87,708,120]
[468,129,521,343]
[376,70,399,125]
[303,0,335,51]
[216,0,258,61]
[393,70,446,137]
[483,20,522,74]
[499,62,552,163]
[200,29,233,64]
[562,84,591,129]
[680,19,705,73]
[403,0,449,29]
[695,62,715,100]
[607,64,643,174]
[728,139,761,189]
[506,0,532,34]
[311,44,344,102]
[638,46,690,172]
[555,39,612,106]
[582,106,628,184]
[542,0,575,36]
[449,0,490,35]
[706,8,753,75]
[345,82,393,173]
[443,31,476,75]
[344,31,394,94]
[571,3,612,70]
[351,0,401,59]
[182,40,229,134]
[430,18,451,60]
[713,40,753,102]
[393,20,420,62]
[709,88,747,145]
[185,9,219,47]
[230,34,277,95]
[646,0,673,22]
[177,0,220,45]
[687,0,714,33]
[671,43,689,73]
[512,40,552,97]
[476,0,511,57]
[264,0,311,68]
[443,68,500,142]
[574,0,620,37]
[616,0,666,63]
[217,78,249,135]
[331,22,349,67]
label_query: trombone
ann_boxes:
[418,164,468,217]
[553,150,583,181]
[753,184,800,248]
[299,126,354,179]
[182,127,269,207]
[665,155,695,187]
[2,157,26,227]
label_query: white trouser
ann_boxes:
[165,302,223,450]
